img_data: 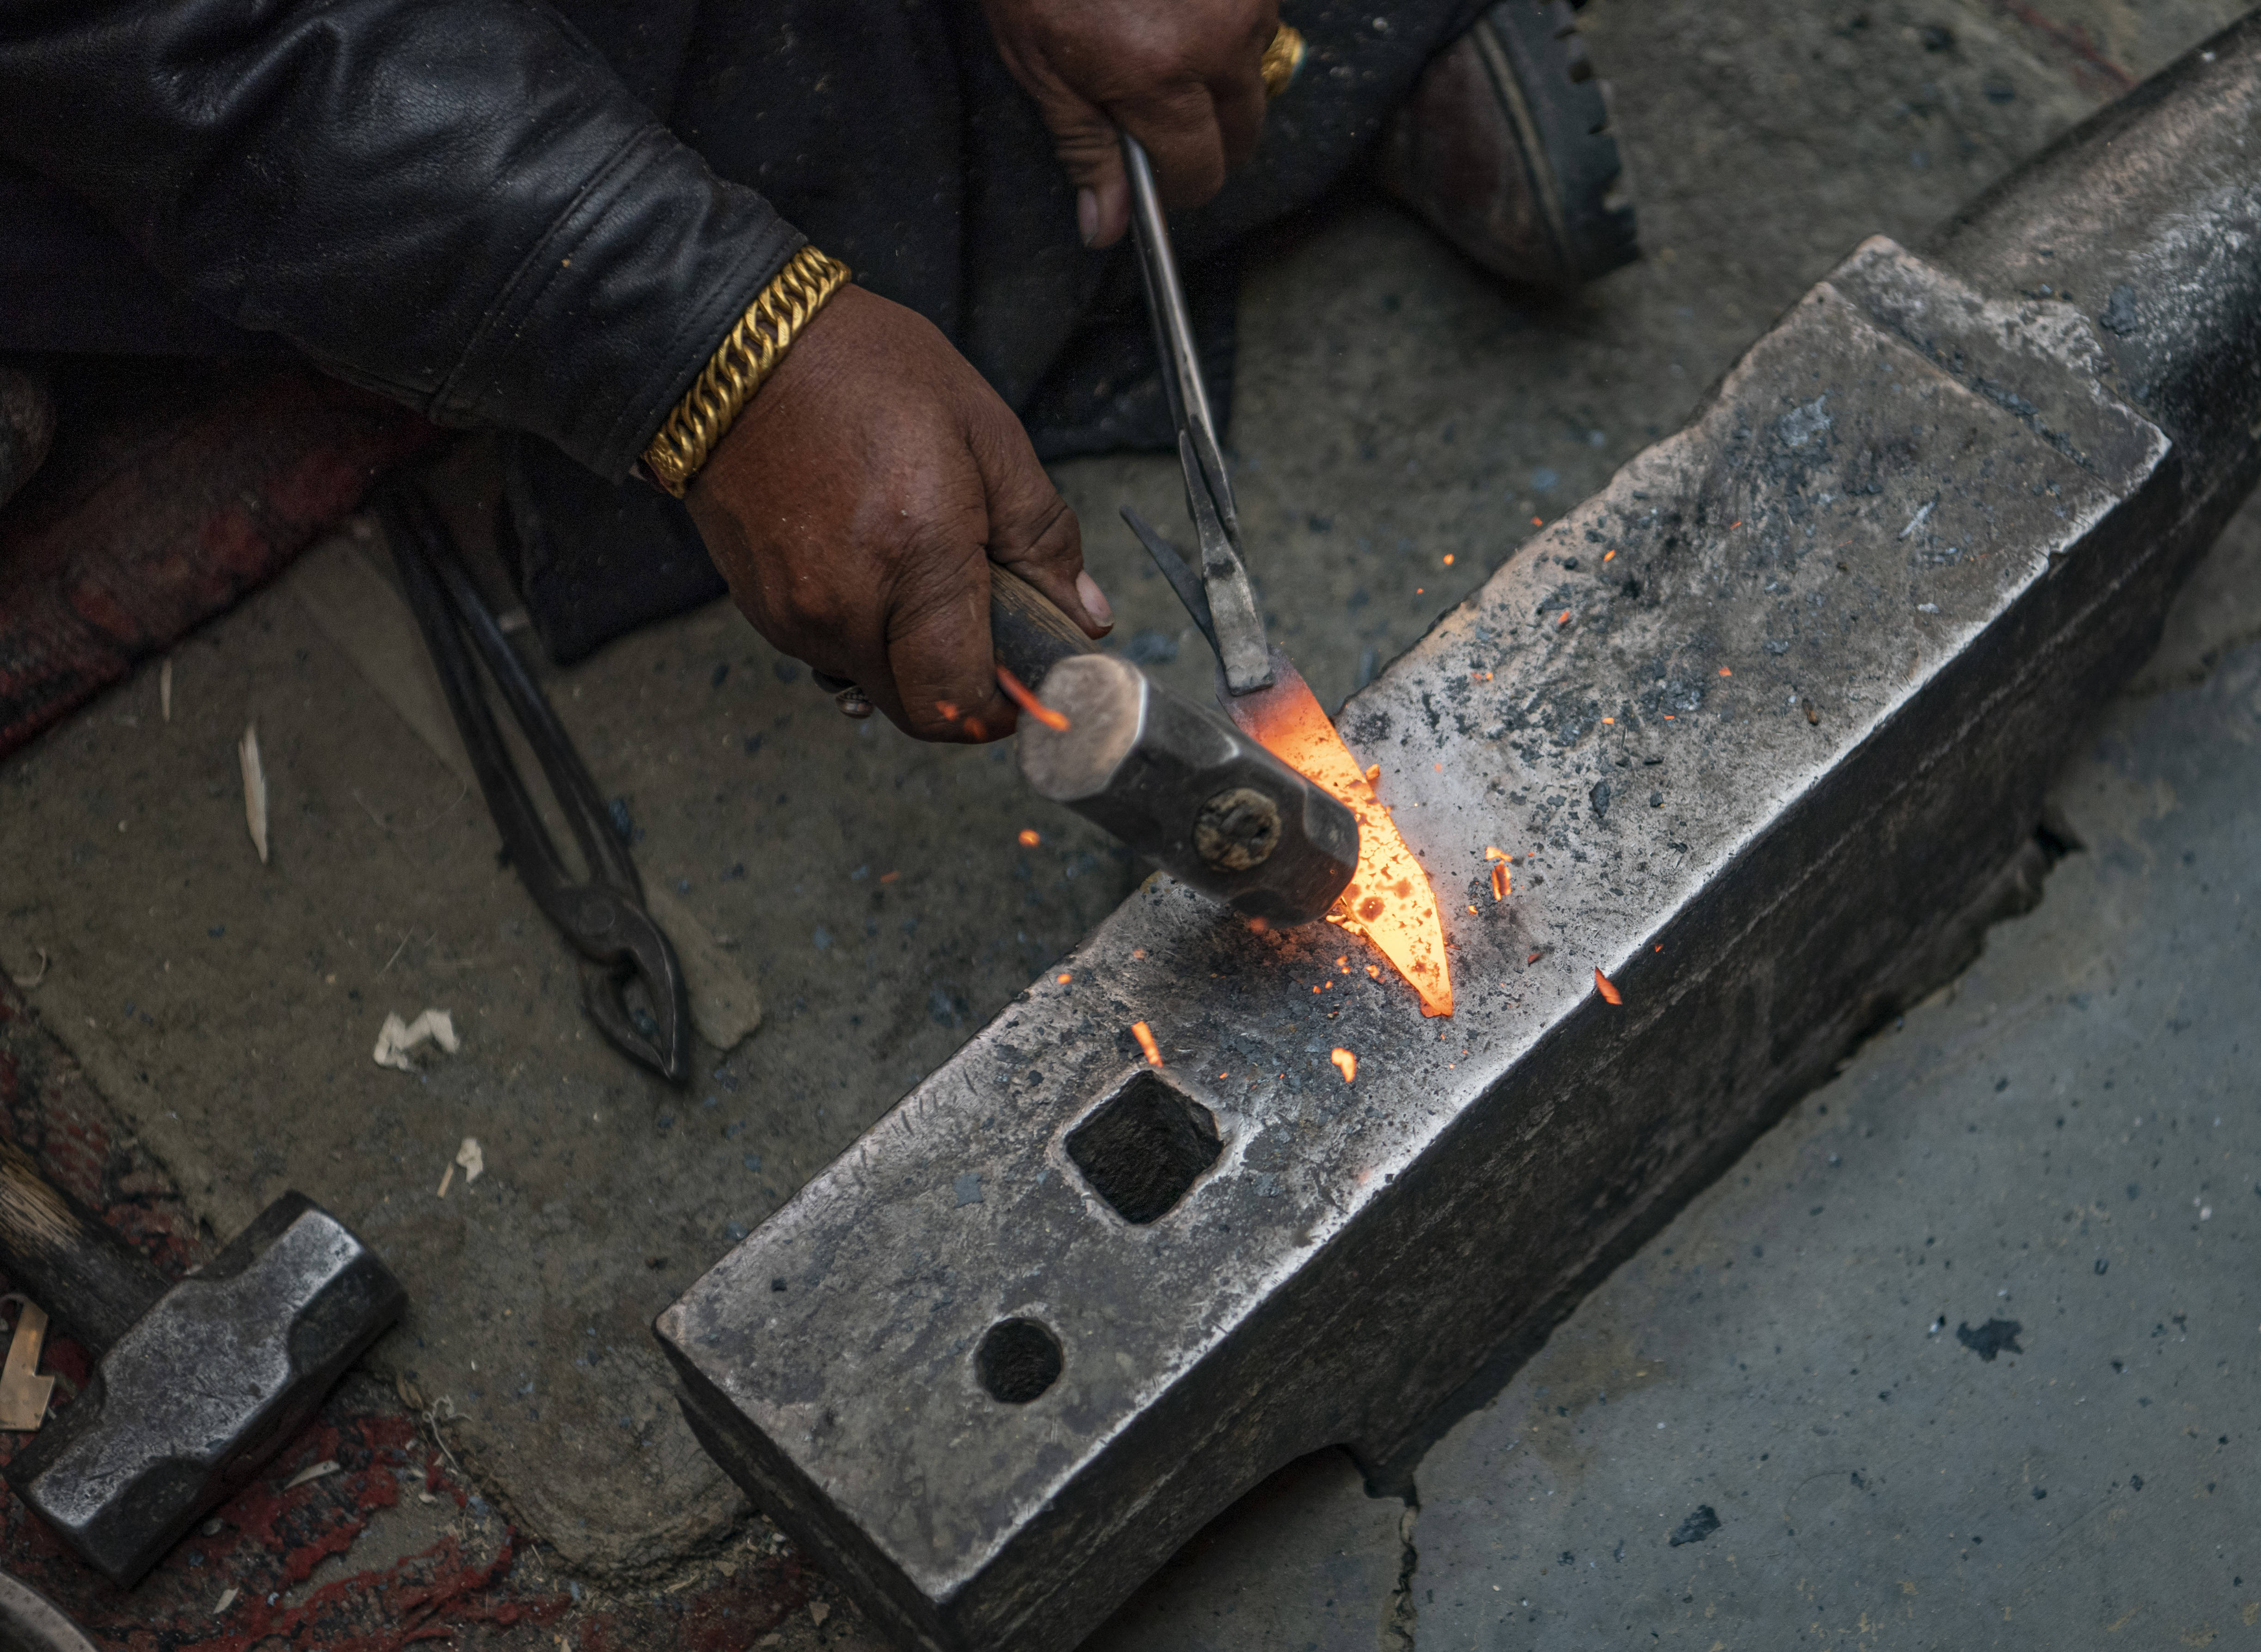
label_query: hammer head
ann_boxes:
[5,1194,404,1586]
[1018,654,1358,924]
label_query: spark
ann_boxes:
[1330,1048,1358,1083]
[1130,1022,1164,1066]
[995,665,1070,731]
[1018,829,1041,847]
[1594,968,1623,1006]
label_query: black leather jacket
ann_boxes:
[0,0,796,482]
[0,0,1480,481]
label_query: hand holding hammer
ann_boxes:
[0,1138,403,1586]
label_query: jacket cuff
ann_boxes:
[428,126,804,484]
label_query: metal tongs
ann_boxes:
[1115,136,1275,696]
[375,485,692,1083]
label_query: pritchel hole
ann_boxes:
[1066,1071,1222,1224]
[977,1318,1063,1404]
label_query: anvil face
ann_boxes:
[657,26,2260,1646]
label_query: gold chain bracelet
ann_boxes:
[642,244,851,497]
[1261,22,1306,100]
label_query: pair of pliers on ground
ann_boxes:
[375,484,691,1083]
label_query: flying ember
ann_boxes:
[1225,651,1453,1016]
[1330,1048,1358,1083]
[995,664,1070,731]
[1130,1021,1164,1066]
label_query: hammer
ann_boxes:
[988,567,1360,926]
[0,1138,404,1586]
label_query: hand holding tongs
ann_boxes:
[1115,134,1274,696]
[375,485,692,1083]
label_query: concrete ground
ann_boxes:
[0,0,2252,1644]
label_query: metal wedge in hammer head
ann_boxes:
[0,1139,404,1586]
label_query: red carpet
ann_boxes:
[0,362,437,761]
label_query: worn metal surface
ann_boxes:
[659,19,2261,1650]
[9,1194,405,1586]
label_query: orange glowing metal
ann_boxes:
[1226,652,1453,1016]
[995,665,1070,732]
[1330,1048,1358,1083]
[1056,973,1072,985]
[1017,829,1041,847]
[1557,610,1572,626]
[1594,968,1623,1006]
[1603,549,1617,562]
[1490,862,1509,902]
[1442,553,1455,566]
[1130,1021,1163,1066]
[1483,846,1508,860]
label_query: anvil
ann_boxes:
[659,20,2261,1650]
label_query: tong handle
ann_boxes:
[1121,134,1272,694]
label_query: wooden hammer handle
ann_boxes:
[989,565,1098,689]
[0,1139,168,1357]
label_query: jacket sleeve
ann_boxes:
[0,0,800,480]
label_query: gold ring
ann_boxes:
[1262,23,1307,100]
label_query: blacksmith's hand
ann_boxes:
[683,285,1112,743]
[981,0,1280,248]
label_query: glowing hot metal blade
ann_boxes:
[1224,647,1453,1017]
